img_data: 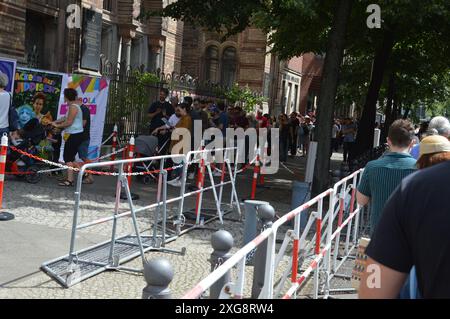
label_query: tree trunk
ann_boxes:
[403,107,411,119]
[392,98,399,120]
[353,30,395,160]
[382,72,395,142]
[312,0,353,195]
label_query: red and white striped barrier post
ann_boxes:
[250,149,261,200]
[127,136,135,188]
[119,136,140,201]
[0,134,14,221]
[195,141,206,225]
[110,125,118,172]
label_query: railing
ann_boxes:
[41,143,244,287]
[182,169,365,299]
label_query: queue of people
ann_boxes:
[357,116,450,299]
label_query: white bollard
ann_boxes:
[373,128,381,148]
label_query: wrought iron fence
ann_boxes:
[100,59,263,143]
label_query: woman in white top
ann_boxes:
[51,88,84,186]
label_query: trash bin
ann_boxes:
[243,200,270,245]
[291,181,311,231]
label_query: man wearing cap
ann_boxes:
[356,119,417,234]
[416,135,450,169]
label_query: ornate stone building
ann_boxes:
[0,0,323,115]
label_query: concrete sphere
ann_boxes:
[211,230,234,252]
[143,258,174,286]
[257,204,276,221]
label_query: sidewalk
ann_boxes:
[0,151,349,298]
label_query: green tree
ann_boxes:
[350,0,450,157]
[142,0,354,193]
[224,83,266,113]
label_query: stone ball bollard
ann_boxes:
[142,258,174,299]
[211,230,234,253]
[210,230,234,299]
[257,203,276,223]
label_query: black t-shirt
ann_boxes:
[80,104,91,141]
[148,100,172,131]
[165,103,175,118]
[290,118,300,130]
[366,161,450,298]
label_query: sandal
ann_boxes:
[59,180,74,187]
[82,173,94,184]
[82,177,94,184]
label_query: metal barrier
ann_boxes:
[182,169,365,299]
[42,146,242,287]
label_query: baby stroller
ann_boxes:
[134,132,171,185]
[7,118,46,184]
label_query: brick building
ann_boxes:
[0,0,323,115]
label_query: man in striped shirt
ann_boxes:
[357,119,417,234]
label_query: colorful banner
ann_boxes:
[58,74,110,161]
[0,57,16,94]
[13,68,63,128]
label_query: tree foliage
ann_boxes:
[224,83,267,113]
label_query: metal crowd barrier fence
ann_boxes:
[182,169,365,299]
[41,146,243,287]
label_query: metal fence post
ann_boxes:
[142,258,174,299]
[210,230,234,299]
[251,204,275,299]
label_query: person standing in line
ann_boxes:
[51,88,85,187]
[410,116,450,160]
[0,73,18,136]
[356,119,417,234]
[277,113,289,163]
[359,158,450,299]
[148,88,172,134]
[300,116,312,156]
[288,112,300,156]
[331,119,340,154]
[79,103,94,184]
[342,118,357,162]
[167,103,192,187]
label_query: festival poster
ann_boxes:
[0,57,16,94]
[58,74,110,161]
[13,68,63,128]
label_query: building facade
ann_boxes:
[0,0,323,115]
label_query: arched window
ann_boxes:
[221,47,237,87]
[204,45,219,82]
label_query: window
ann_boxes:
[103,0,114,12]
[221,47,237,87]
[294,84,299,112]
[204,45,219,82]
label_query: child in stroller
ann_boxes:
[8,118,47,183]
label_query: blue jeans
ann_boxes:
[398,267,421,299]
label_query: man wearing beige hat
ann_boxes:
[416,135,450,169]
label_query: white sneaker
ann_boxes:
[167,177,182,187]
[188,172,195,180]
